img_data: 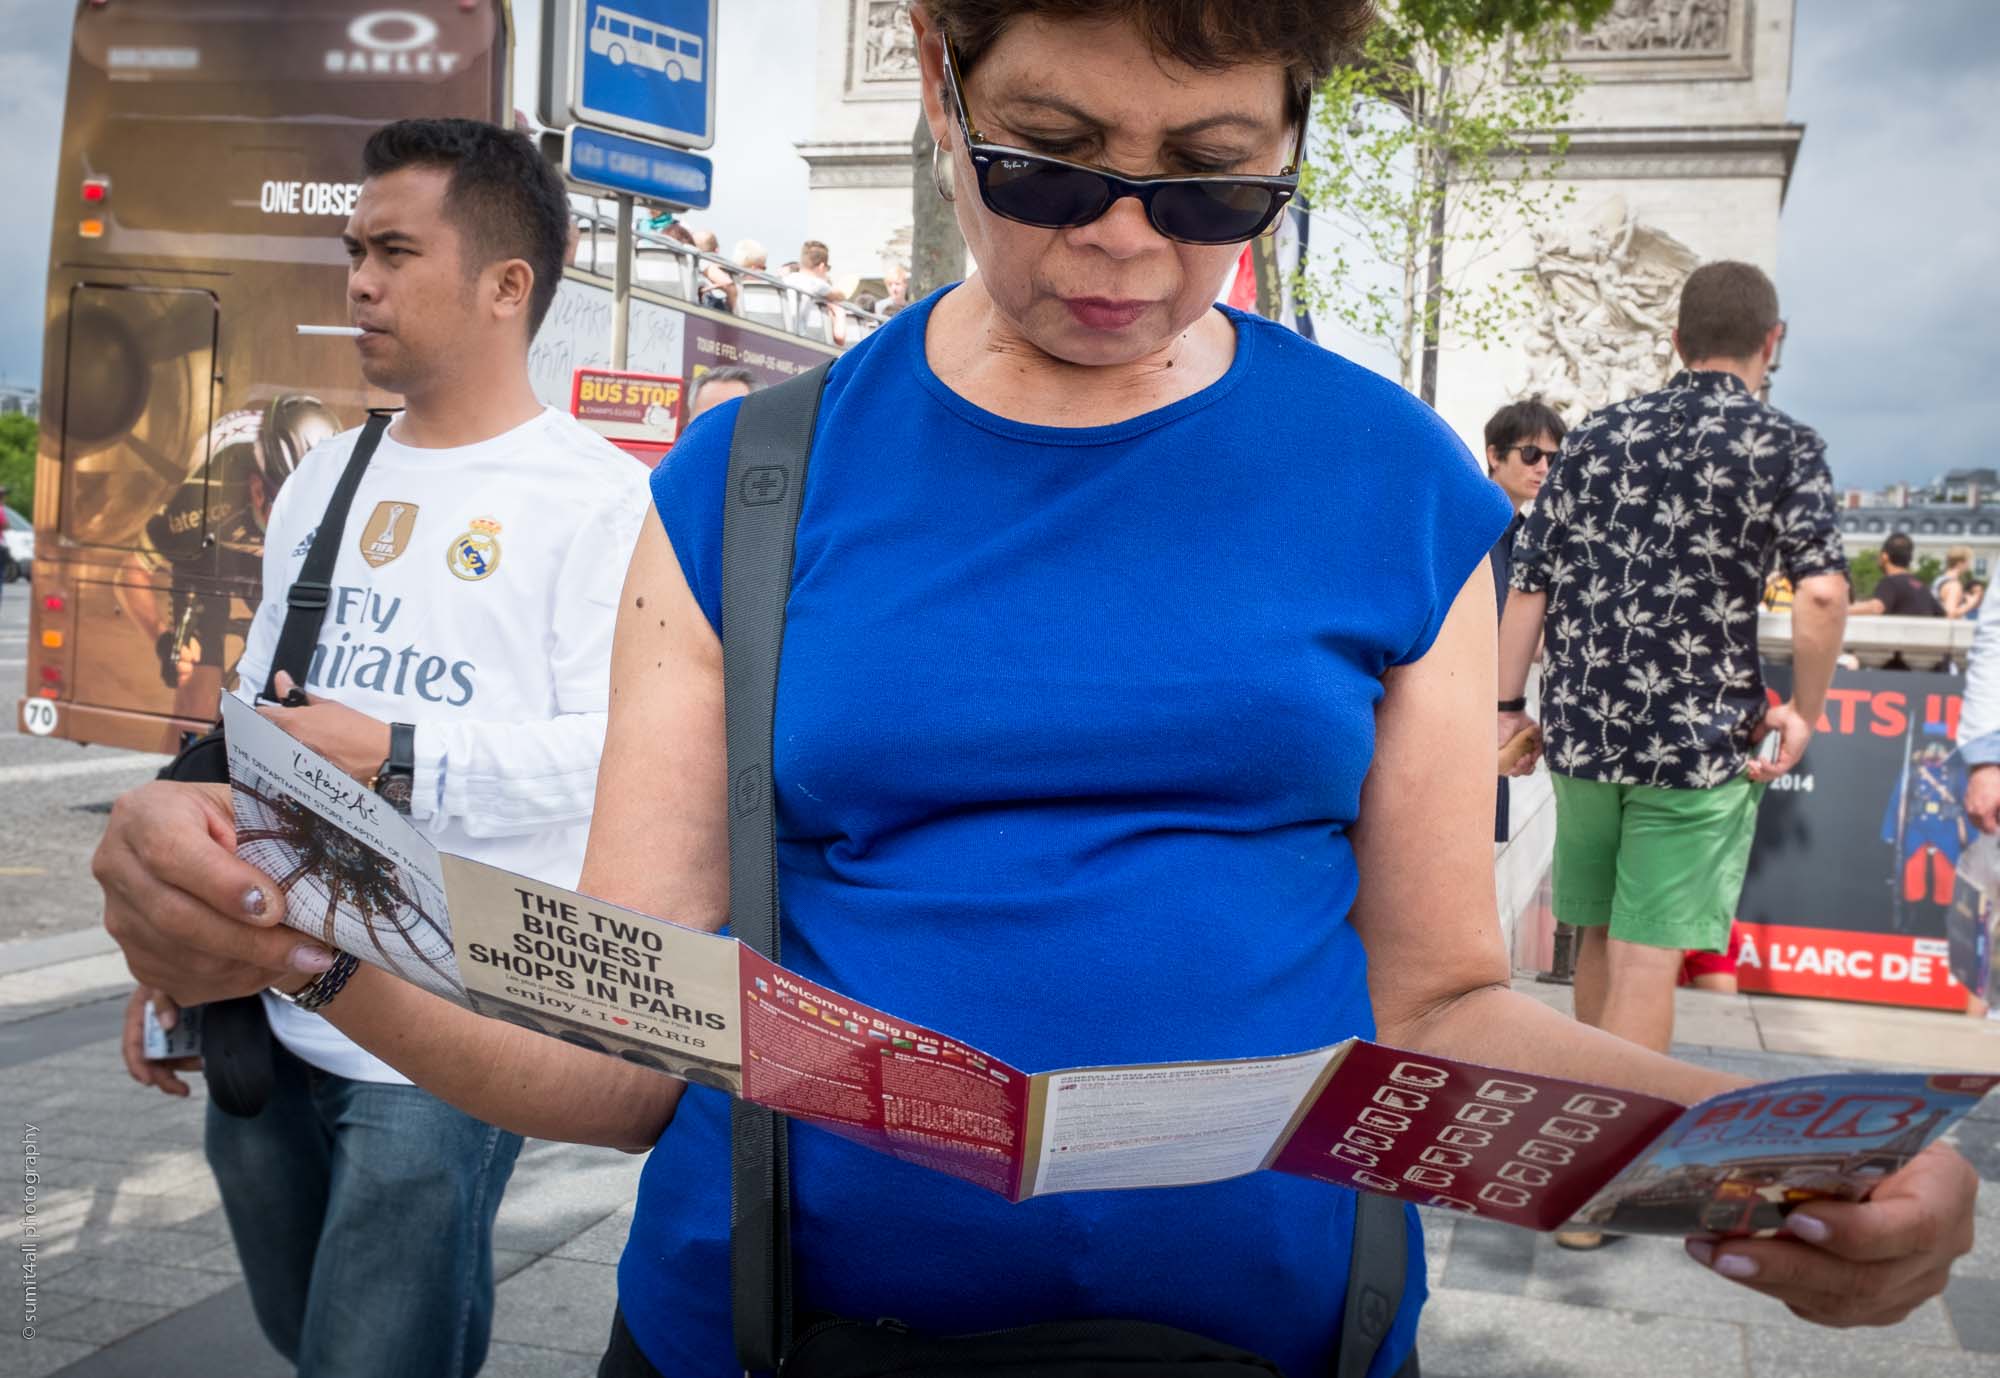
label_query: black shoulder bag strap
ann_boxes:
[719,364,1408,1378]
[162,408,396,1125]
[1339,1192,1410,1378]
[261,408,395,701]
[722,365,833,1375]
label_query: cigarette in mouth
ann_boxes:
[296,325,365,337]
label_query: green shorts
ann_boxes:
[1549,772,1767,952]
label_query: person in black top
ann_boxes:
[1485,398,1566,842]
[1851,531,1944,617]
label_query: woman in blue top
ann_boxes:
[97,0,1984,1372]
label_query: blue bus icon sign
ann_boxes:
[571,0,716,150]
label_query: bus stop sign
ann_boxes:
[541,0,717,150]
[565,126,713,210]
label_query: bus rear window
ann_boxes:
[56,284,217,551]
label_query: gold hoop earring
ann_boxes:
[931,140,955,203]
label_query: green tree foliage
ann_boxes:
[0,413,36,512]
[1298,0,1612,398]
[1847,551,1882,600]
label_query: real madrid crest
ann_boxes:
[446,517,503,581]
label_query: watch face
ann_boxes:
[377,773,414,813]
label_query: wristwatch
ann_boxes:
[372,722,416,815]
[1498,697,1528,713]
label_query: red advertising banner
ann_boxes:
[1738,667,1979,1013]
[569,367,683,465]
[1734,922,1966,1011]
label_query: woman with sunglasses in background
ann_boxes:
[98,3,1983,1375]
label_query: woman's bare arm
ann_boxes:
[259,515,727,1151]
[1350,564,1739,1105]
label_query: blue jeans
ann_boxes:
[204,1040,524,1378]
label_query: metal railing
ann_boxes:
[568,199,891,348]
[1758,611,1978,669]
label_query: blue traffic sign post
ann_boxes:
[538,0,719,368]
[565,126,713,210]
[543,0,717,150]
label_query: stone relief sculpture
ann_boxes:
[863,1,919,81]
[1570,0,1732,55]
[1516,197,1701,418]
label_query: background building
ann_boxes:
[1431,0,1801,449]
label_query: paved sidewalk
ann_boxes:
[4,933,644,1378]
[4,932,1997,1377]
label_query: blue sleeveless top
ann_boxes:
[623,291,1512,1376]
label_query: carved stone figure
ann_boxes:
[1570,0,1731,55]
[1516,197,1700,418]
[863,1,919,81]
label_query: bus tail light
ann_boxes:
[40,666,61,686]
[79,219,105,239]
[82,179,108,203]
[41,630,64,649]
[42,593,63,613]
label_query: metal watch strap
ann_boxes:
[276,951,360,1013]
[723,363,833,1375]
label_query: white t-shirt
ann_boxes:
[782,270,833,300]
[234,406,649,1082]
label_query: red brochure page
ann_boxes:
[1269,1041,1685,1230]
[736,949,1031,1198]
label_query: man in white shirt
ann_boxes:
[112,118,646,1378]
[783,239,849,343]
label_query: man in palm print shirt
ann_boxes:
[1497,262,1849,1058]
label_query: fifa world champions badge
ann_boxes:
[447,516,503,581]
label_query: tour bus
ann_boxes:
[19,0,834,754]
[589,6,705,84]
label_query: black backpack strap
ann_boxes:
[722,364,834,1375]
[1336,1192,1410,1378]
[262,409,394,701]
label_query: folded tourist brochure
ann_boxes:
[220,697,1995,1235]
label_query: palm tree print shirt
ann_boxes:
[1509,370,1847,788]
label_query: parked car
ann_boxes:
[1,504,32,581]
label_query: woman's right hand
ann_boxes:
[94,780,334,1006]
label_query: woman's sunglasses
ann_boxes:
[941,38,1307,247]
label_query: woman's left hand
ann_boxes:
[1685,1142,1979,1327]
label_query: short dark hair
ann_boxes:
[1676,261,1780,364]
[928,1,1374,121]
[694,367,760,402]
[1882,532,1916,569]
[361,118,570,337]
[800,240,831,271]
[1484,398,1567,459]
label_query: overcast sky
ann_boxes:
[1,1,1992,494]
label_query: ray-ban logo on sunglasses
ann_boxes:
[999,159,1033,170]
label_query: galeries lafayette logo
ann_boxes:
[325,10,465,77]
